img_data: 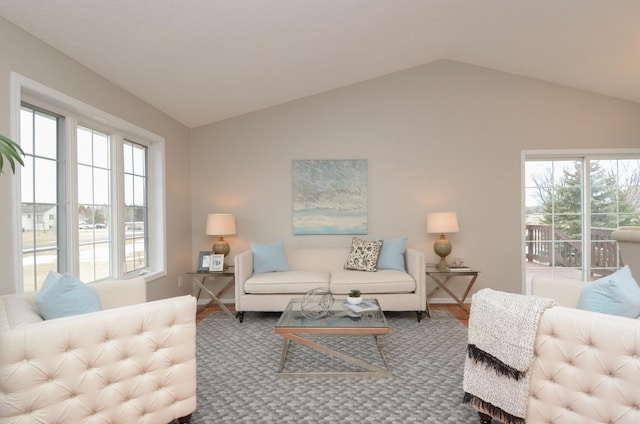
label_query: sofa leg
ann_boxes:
[237,311,244,323]
[478,412,492,424]
[416,311,423,322]
[177,414,192,424]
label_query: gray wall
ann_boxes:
[190,60,640,300]
[0,18,193,299]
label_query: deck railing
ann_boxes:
[525,225,621,276]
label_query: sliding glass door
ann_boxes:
[524,154,640,290]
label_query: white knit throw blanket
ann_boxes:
[463,288,557,423]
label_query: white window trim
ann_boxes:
[520,148,640,294]
[11,72,167,292]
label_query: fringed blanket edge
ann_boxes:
[463,392,525,424]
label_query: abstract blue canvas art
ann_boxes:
[292,159,368,235]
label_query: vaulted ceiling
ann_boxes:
[1,0,639,128]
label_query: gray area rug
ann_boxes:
[192,310,479,423]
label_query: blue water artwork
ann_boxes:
[292,159,368,235]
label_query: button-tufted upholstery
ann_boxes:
[471,227,640,423]
[528,306,640,424]
[0,277,197,424]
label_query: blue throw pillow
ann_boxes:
[35,271,102,320]
[251,240,290,274]
[576,265,640,319]
[376,237,407,271]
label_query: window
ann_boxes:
[123,140,148,273]
[15,75,165,292]
[20,106,62,292]
[77,126,112,282]
[524,152,640,290]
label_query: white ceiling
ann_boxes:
[1,0,639,128]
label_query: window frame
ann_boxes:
[19,103,66,291]
[521,148,640,293]
[122,138,150,274]
[11,73,166,293]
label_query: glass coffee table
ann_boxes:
[275,298,391,378]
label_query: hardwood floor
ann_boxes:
[196,304,233,324]
[430,304,469,327]
[196,303,469,327]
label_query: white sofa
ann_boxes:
[234,247,426,322]
[0,277,197,424]
[471,227,640,424]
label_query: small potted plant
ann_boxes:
[347,289,363,305]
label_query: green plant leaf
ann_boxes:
[0,134,25,175]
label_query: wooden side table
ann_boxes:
[425,267,480,313]
[184,267,235,318]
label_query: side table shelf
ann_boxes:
[183,267,236,318]
[425,267,480,314]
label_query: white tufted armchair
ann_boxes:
[471,227,640,424]
[0,277,197,424]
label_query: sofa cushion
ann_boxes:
[244,271,330,294]
[330,269,416,294]
[35,272,102,320]
[286,248,350,271]
[376,237,407,271]
[576,265,640,318]
[251,240,290,274]
[344,237,382,272]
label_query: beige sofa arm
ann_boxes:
[0,295,197,423]
[89,276,147,309]
[612,226,640,280]
[531,276,584,308]
[235,250,254,298]
[612,226,640,241]
[405,248,426,298]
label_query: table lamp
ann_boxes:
[426,212,459,270]
[206,213,237,257]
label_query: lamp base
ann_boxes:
[433,233,452,271]
[435,257,450,271]
[212,236,230,257]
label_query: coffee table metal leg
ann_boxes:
[277,332,391,378]
[278,338,291,373]
[374,335,390,371]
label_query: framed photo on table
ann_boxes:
[197,251,214,272]
[209,254,225,272]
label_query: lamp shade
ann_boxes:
[205,213,237,236]
[426,212,459,234]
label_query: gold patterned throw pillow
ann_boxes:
[344,237,383,272]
